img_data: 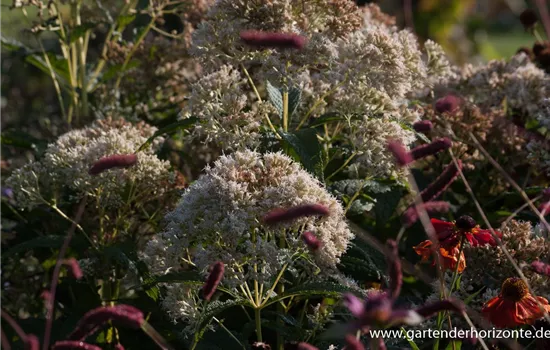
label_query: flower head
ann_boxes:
[435,95,461,114]
[88,154,138,175]
[519,8,538,30]
[482,277,550,328]
[201,261,225,301]
[413,120,433,133]
[532,260,550,276]
[414,239,466,273]
[432,217,502,247]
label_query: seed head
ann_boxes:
[455,215,477,230]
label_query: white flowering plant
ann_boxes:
[2,1,550,350]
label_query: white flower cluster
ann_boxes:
[185,1,453,179]
[6,118,172,209]
[347,116,417,179]
[182,64,275,149]
[142,150,354,322]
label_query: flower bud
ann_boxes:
[435,95,461,114]
[519,8,538,30]
[412,120,433,133]
[387,140,412,167]
[240,31,307,50]
[201,261,225,301]
[420,161,462,202]
[88,154,138,175]
[263,204,330,225]
[410,138,452,161]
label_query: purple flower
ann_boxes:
[240,31,307,50]
[1,187,13,199]
[387,140,413,167]
[302,231,322,251]
[343,240,464,348]
[410,138,452,161]
[68,305,144,340]
[412,120,433,133]
[202,262,225,301]
[435,95,461,114]
[52,341,102,350]
[263,204,330,225]
[420,161,462,202]
[401,201,450,227]
[532,260,550,276]
[344,334,365,350]
[63,258,83,279]
[88,154,138,175]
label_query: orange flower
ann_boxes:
[482,277,550,328]
[413,240,466,273]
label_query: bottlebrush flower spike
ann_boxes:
[435,94,461,114]
[25,334,39,350]
[532,260,550,276]
[68,305,144,340]
[240,31,307,50]
[420,161,462,202]
[387,140,413,167]
[412,120,433,133]
[414,298,465,318]
[263,204,330,225]
[52,341,102,350]
[345,334,365,350]
[386,240,402,301]
[410,138,452,160]
[302,231,322,251]
[63,258,83,279]
[402,201,450,227]
[201,262,225,301]
[88,154,138,175]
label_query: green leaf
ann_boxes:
[308,112,347,127]
[280,128,324,180]
[136,117,198,152]
[196,299,251,336]
[144,271,203,287]
[266,80,283,117]
[374,187,405,228]
[287,86,301,118]
[0,133,36,149]
[3,35,73,86]
[69,23,96,43]
[444,341,462,350]
[117,14,136,28]
[262,282,353,308]
[2,236,63,260]
[402,327,421,350]
[100,60,141,82]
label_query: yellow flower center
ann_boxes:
[500,277,529,302]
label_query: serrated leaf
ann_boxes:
[374,187,404,228]
[280,129,324,180]
[266,80,283,117]
[2,235,88,260]
[287,86,301,118]
[136,117,198,152]
[262,282,353,308]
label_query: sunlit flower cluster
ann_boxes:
[6,118,172,210]
[141,150,354,324]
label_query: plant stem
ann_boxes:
[254,307,263,342]
[283,90,289,132]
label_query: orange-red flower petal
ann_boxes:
[482,294,550,328]
[413,240,466,273]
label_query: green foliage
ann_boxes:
[280,129,324,180]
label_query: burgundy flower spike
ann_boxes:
[240,31,307,50]
[88,154,138,175]
[202,261,225,301]
[263,204,330,225]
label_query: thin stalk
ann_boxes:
[259,264,288,307]
[325,152,357,181]
[213,317,246,349]
[113,17,155,92]
[254,308,263,342]
[283,90,289,132]
[42,199,87,350]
